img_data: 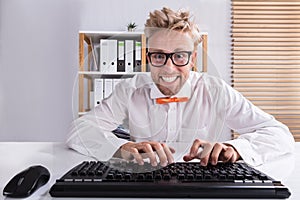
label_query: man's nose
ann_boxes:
[163,57,177,71]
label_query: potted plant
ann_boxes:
[127,22,137,32]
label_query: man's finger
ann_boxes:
[131,147,144,165]
[168,146,176,154]
[198,142,215,166]
[199,142,215,158]
[199,152,210,166]
[210,143,224,165]
[151,143,167,166]
[142,143,158,166]
[221,147,234,162]
[189,139,203,157]
[162,143,174,165]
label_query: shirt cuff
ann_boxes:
[224,138,263,167]
[66,131,129,161]
[88,135,129,161]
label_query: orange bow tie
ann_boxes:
[156,97,189,104]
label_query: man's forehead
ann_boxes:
[148,30,194,50]
[148,29,193,42]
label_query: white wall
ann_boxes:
[0,0,231,141]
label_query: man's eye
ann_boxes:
[153,54,165,59]
[174,53,186,59]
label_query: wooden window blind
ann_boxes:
[231,0,300,141]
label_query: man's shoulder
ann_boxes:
[190,71,227,88]
[120,73,152,89]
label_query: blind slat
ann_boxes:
[234,87,300,92]
[233,24,300,28]
[240,91,300,96]
[233,78,300,82]
[232,5,300,10]
[287,129,300,132]
[252,101,300,105]
[233,28,300,33]
[232,51,300,56]
[232,10,300,14]
[232,56,300,60]
[233,15,300,19]
[232,60,300,64]
[233,64,300,68]
[232,69,300,73]
[275,115,300,119]
[232,32,300,37]
[233,82,300,87]
[248,97,300,101]
[233,73,300,78]
[232,77,300,83]
[233,42,300,46]
[232,1,300,6]
[262,110,300,114]
[278,119,300,123]
[232,19,300,23]
[232,46,300,50]
[233,78,300,83]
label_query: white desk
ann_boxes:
[0,142,299,200]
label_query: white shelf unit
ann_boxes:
[78,31,147,114]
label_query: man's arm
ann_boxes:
[223,82,295,166]
[66,80,130,160]
[184,75,294,166]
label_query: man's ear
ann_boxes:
[191,51,198,70]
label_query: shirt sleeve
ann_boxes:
[221,82,295,166]
[66,80,131,161]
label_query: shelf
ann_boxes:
[78,71,149,79]
[78,112,88,116]
[79,30,145,44]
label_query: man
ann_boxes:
[67,7,294,167]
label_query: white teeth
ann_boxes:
[161,76,177,83]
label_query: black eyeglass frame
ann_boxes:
[147,51,192,67]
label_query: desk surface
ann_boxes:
[0,142,299,200]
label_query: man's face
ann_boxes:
[147,30,196,96]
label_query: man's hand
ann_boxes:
[183,139,240,166]
[117,141,175,167]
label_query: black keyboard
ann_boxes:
[50,160,291,198]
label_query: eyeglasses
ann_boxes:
[147,51,192,67]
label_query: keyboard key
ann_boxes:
[124,174,132,180]
[163,174,171,180]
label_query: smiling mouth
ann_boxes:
[160,76,179,83]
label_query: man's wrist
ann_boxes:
[113,142,135,160]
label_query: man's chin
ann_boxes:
[157,84,181,96]
[154,77,184,95]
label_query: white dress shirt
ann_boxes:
[66,72,295,166]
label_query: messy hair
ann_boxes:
[145,7,202,47]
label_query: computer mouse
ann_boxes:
[3,165,50,198]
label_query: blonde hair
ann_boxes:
[145,7,202,47]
